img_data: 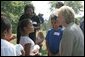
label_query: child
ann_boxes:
[17,19,40,56]
[1,14,25,56]
[36,30,44,50]
[1,15,16,56]
[46,14,63,56]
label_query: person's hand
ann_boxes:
[8,34,16,41]
[30,45,40,56]
[33,49,39,54]
[30,49,39,56]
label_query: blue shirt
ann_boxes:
[46,27,63,54]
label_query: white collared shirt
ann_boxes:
[1,39,16,56]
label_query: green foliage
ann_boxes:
[50,1,83,14]
[49,1,57,11]
[1,1,31,33]
[64,1,83,14]
[40,19,51,32]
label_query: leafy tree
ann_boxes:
[64,1,83,14]
[1,1,31,33]
[49,1,83,14]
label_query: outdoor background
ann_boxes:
[1,1,84,56]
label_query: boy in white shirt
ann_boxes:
[1,14,25,56]
[1,15,16,56]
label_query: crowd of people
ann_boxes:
[1,2,84,56]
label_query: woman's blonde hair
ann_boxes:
[58,6,75,24]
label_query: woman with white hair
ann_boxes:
[57,6,84,56]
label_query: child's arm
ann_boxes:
[45,31,52,56]
[46,40,49,55]
[46,40,52,56]
[24,43,31,56]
